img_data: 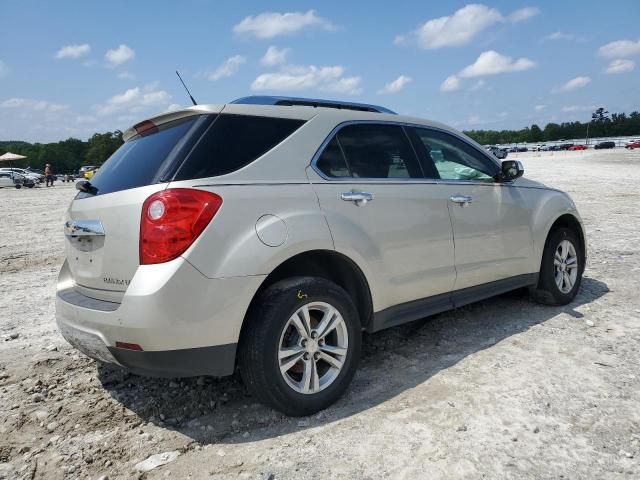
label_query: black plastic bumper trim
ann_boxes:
[107,343,237,378]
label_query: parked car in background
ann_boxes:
[62,173,76,182]
[56,95,586,416]
[624,140,640,149]
[84,168,99,180]
[568,145,587,151]
[78,166,98,179]
[559,143,574,151]
[0,167,42,184]
[0,171,24,189]
[484,145,508,159]
[0,168,36,187]
[24,167,46,183]
[517,146,528,152]
[595,141,616,149]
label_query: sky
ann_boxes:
[1,0,639,143]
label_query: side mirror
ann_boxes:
[500,160,524,181]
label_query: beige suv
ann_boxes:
[56,96,585,415]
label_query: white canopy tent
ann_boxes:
[0,152,27,162]
[0,152,28,185]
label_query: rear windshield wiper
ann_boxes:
[76,180,98,195]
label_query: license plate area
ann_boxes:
[66,236,105,279]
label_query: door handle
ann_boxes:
[341,191,374,206]
[449,195,472,207]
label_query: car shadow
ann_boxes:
[97,276,609,444]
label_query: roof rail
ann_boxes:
[230,96,396,114]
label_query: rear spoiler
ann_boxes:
[122,105,222,142]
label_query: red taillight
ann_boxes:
[140,189,223,265]
[115,342,144,351]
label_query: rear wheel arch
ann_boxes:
[239,250,373,341]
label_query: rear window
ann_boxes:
[173,114,305,180]
[80,113,304,197]
[82,116,204,197]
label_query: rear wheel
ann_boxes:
[239,276,361,416]
[531,227,583,305]
[15,184,21,189]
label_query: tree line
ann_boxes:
[0,131,123,174]
[1,109,639,172]
[465,108,640,145]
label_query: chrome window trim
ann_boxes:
[310,119,504,185]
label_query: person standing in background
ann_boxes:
[44,163,54,187]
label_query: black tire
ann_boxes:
[27,184,34,188]
[531,227,584,305]
[15,184,21,189]
[239,276,361,416]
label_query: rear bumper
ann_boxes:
[55,258,265,377]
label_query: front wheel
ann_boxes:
[15,184,21,189]
[239,276,361,416]
[531,227,584,305]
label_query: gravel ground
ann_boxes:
[1,149,639,479]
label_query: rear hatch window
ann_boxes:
[80,113,304,197]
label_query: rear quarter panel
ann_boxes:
[168,181,334,278]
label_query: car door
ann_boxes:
[409,127,535,291]
[309,122,456,317]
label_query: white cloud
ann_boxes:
[117,71,136,80]
[460,51,536,77]
[395,4,501,49]
[95,84,171,116]
[207,55,247,81]
[55,43,91,59]
[251,65,362,95]
[395,4,539,50]
[561,105,598,113]
[233,10,334,39]
[598,39,640,59]
[377,75,412,94]
[260,46,290,66]
[507,7,540,22]
[441,50,535,91]
[535,104,546,111]
[0,60,8,78]
[166,104,182,112]
[1,98,69,112]
[605,58,635,74]
[105,44,135,66]
[553,76,591,93]
[440,74,462,92]
[545,31,582,42]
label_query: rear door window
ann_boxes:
[174,114,305,180]
[332,124,422,179]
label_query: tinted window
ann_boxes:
[316,137,351,177]
[335,124,422,178]
[174,114,305,180]
[85,116,202,196]
[411,128,498,181]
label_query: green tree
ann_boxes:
[529,124,543,142]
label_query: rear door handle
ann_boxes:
[341,191,374,206]
[449,195,472,207]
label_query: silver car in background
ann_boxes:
[56,96,585,415]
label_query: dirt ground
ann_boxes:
[1,148,639,479]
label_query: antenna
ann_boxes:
[175,70,197,106]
